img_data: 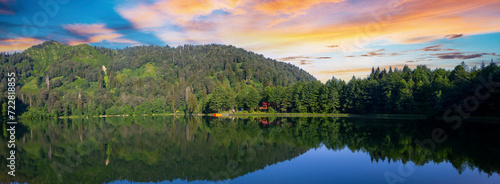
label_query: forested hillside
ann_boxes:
[1,41,499,118]
[271,63,500,116]
[226,62,499,117]
[0,41,316,118]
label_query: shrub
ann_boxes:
[267,107,276,113]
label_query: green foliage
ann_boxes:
[53,78,62,88]
[120,105,134,116]
[1,41,499,118]
[187,92,198,114]
[267,107,276,113]
[22,108,50,119]
[1,41,315,118]
[207,85,234,112]
[20,76,39,95]
[245,86,260,110]
[106,105,120,115]
[1,102,6,117]
[241,63,500,116]
[135,101,154,115]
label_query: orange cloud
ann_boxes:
[254,0,344,15]
[0,37,43,52]
[313,64,422,82]
[2,37,38,43]
[376,0,500,43]
[236,0,500,56]
[313,67,372,82]
[115,0,500,81]
[63,23,138,45]
[157,0,239,16]
[160,0,213,15]
[315,67,372,76]
[63,23,114,35]
[117,4,166,29]
[117,0,241,29]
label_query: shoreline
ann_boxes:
[45,113,429,120]
[11,113,500,122]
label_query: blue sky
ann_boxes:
[1,0,500,81]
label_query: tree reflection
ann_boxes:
[1,116,499,183]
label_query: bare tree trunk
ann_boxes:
[45,75,50,89]
[185,87,189,103]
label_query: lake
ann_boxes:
[1,116,500,184]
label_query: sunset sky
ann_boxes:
[1,0,500,81]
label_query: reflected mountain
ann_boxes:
[1,116,500,183]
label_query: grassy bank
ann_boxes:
[50,112,426,119]
[19,112,500,122]
[205,112,428,119]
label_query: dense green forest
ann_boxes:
[0,41,499,118]
[0,41,314,118]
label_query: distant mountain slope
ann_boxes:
[0,41,316,117]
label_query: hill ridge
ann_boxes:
[1,40,317,117]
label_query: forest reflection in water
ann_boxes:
[1,116,500,183]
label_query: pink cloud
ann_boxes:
[117,0,241,29]
[0,0,15,15]
[116,0,500,55]
[63,23,138,45]
[0,37,43,52]
[113,0,500,73]
[63,24,115,35]
[253,0,344,15]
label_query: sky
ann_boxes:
[1,0,500,82]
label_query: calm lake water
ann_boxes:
[1,116,500,184]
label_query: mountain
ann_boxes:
[0,41,317,117]
[2,41,499,118]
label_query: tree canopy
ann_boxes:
[1,41,499,117]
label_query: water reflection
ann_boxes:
[1,116,499,183]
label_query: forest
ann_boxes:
[0,41,499,118]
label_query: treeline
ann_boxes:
[1,41,499,118]
[203,61,500,117]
